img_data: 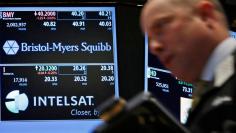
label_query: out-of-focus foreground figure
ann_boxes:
[141,0,236,132]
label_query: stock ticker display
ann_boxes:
[145,38,193,124]
[0,7,118,120]
[146,56,193,124]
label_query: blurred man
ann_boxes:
[141,0,236,132]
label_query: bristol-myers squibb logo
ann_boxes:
[5,90,29,113]
[3,40,19,55]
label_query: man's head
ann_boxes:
[141,0,230,83]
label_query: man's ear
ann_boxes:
[195,0,216,27]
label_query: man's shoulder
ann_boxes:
[203,49,236,113]
[186,49,236,132]
[213,50,236,88]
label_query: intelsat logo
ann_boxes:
[5,90,29,113]
[3,40,19,55]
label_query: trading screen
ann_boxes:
[0,6,118,120]
[144,35,194,124]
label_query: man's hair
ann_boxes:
[194,0,225,13]
[193,0,228,27]
[155,0,225,13]
[148,0,228,27]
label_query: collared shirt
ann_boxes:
[192,37,236,110]
[201,37,236,82]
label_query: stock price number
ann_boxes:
[72,21,85,30]
[72,21,85,27]
[43,21,56,27]
[182,87,192,93]
[100,65,113,71]
[101,76,114,82]
[36,65,58,72]
[74,76,87,82]
[99,21,112,27]
[99,11,111,16]
[73,65,86,71]
[71,11,85,18]
[44,76,58,82]
[98,11,112,19]
[34,11,56,17]
[99,21,112,30]
[182,86,193,97]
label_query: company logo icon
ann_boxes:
[5,90,29,113]
[3,40,19,55]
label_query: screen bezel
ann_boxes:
[0,2,119,121]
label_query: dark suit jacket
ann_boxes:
[186,51,236,133]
